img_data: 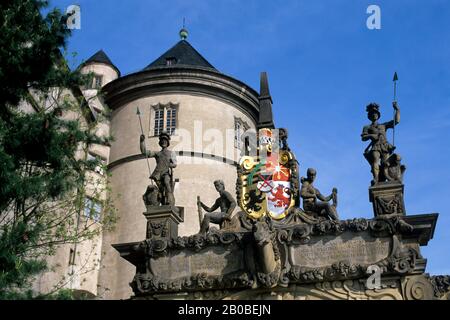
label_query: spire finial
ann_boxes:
[179,18,188,40]
[257,72,275,130]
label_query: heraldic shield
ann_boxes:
[237,128,299,220]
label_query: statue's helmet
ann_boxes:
[158,131,171,146]
[366,103,381,118]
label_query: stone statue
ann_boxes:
[300,168,339,221]
[279,128,290,151]
[140,131,177,207]
[385,153,406,183]
[198,180,236,234]
[361,102,400,184]
[143,185,159,206]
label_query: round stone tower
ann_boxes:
[98,33,268,299]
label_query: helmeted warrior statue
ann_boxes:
[197,180,236,234]
[300,168,339,221]
[361,102,401,184]
[140,131,177,207]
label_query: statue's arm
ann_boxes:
[140,135,155,158]
[315,188,332,202]
[200,202,211,212]
[201,199,219,213]
[385,102,400,129]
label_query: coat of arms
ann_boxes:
[237,128,299,220]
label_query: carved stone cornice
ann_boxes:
[276,215,416,244]
[102,67,260,123]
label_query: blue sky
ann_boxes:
[53,0,450,275]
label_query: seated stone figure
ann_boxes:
[198,180,236,234]
[300,168,339,221]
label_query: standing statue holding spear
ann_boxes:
[361,73,401,185]
[137,107,177,207]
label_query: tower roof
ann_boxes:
[82,50,120,75]
[143,40,217,71]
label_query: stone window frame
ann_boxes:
[149,103,179,137]
[92,74,103,89]
[234,117,250,150]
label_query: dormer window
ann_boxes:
[165,57,177,66]
[92,74,103,89]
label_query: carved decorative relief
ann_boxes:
[403,275,435,300]
[223,280,403,300]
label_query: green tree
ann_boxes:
[0,0,116,299]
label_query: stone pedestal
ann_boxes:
[369,183,405,217]
[143,205,184,240]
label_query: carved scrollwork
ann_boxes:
[223,280,404,300]
[376,235,421,274]
[403,275,435,300]
[277,225,311,245]
[387,248,419,274]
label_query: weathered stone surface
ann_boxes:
[150,245,245,279]
[224,280,404,300]
[291,232,390,268]
[143,205,184,240]
[403,275,436,300]
[113,213,440,299]
[369,182,405,216]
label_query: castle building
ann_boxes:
[31,29,450,301]
[73,30,268,299]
